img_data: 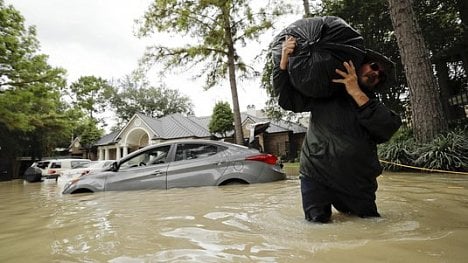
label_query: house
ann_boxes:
[94,111,307,162]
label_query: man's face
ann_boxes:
[358,62,385,89]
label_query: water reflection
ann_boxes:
[0,172,467,262]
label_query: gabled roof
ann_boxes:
[141,113,212,139]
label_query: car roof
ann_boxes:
[119,139,247,161]
[153,139,247,149]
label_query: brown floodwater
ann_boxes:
[0,172,467,262]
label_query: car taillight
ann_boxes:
[48,170,56,174]
[245,154,278,165]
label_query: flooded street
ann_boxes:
[1,172,467,262]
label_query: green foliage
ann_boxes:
[378,141,416,171]
[109,74,193,124]
[137,0,287,90]
[378,128,468,172]
[68,76,113,120]
[208,101,234,137]
[317,0,406,115]
[378,127,416,171]
[138,0,290,144]
[74,117,104,158]
[413,129,468,172]
[414,0,463,59]
[0,1,79,159]
[0,1,65,90]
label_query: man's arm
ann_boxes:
[280,36,296,70]
[272,36,313,113]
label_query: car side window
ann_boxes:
[119,145,171,169]
[50,162,61,168]
[71,161,79,169]
[71,161,89,169]
[36,162,50,169]
[175,143,218,162]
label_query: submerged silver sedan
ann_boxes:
[62,139,286,194]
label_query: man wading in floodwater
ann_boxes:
[273,34,401,223]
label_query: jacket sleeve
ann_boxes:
[357,99,402,144]
[272,66,312,113]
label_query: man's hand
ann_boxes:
[280,36,296,70]
[332,60,369,106]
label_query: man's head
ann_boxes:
[359,49,396,90]
[358,61,387,89]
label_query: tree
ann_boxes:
[209,101,234,137]
[74,117,104,159]
[387,0,448,142]
[302,0,311,17]
[109,74,193,124]
[0,1,77,163]
[0,0,63,90]
[68,76,113,120]
[316,0,406,115]
[413,0,466,124]
[137,0,288,145]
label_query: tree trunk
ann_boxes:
[302,0,311,17]
[227,54,244,145]
[223,9,244,145]
[387,0,447,143]
[457,0,468,69]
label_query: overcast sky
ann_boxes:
[7,0,301,120]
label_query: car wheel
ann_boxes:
[221,179,248,186]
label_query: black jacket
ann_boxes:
[273,69,401,199]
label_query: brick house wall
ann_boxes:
[263,132,290,159]
[263,132,305,161]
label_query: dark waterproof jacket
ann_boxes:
[273,69,402,199]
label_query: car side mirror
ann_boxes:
[111,162,119,172]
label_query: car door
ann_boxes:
[166,142,228,188]
[105,145,171,191]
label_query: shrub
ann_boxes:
[378,128,467,172]
[378,140,416,171]
[377,127,415,171]
[413,130,468,172]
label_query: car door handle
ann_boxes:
[151,170,164,176]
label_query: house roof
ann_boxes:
[140,113,212,139]
[241,113,307,134]
[94,130,120,146]
[95,112,307,146]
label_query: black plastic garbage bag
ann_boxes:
[271,16,366,98]
[24,167,42,183]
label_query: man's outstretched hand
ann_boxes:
[332,61,369,107]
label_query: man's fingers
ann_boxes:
[343,60,356,74]
[335,68,347,77]
[332,78,344,83]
